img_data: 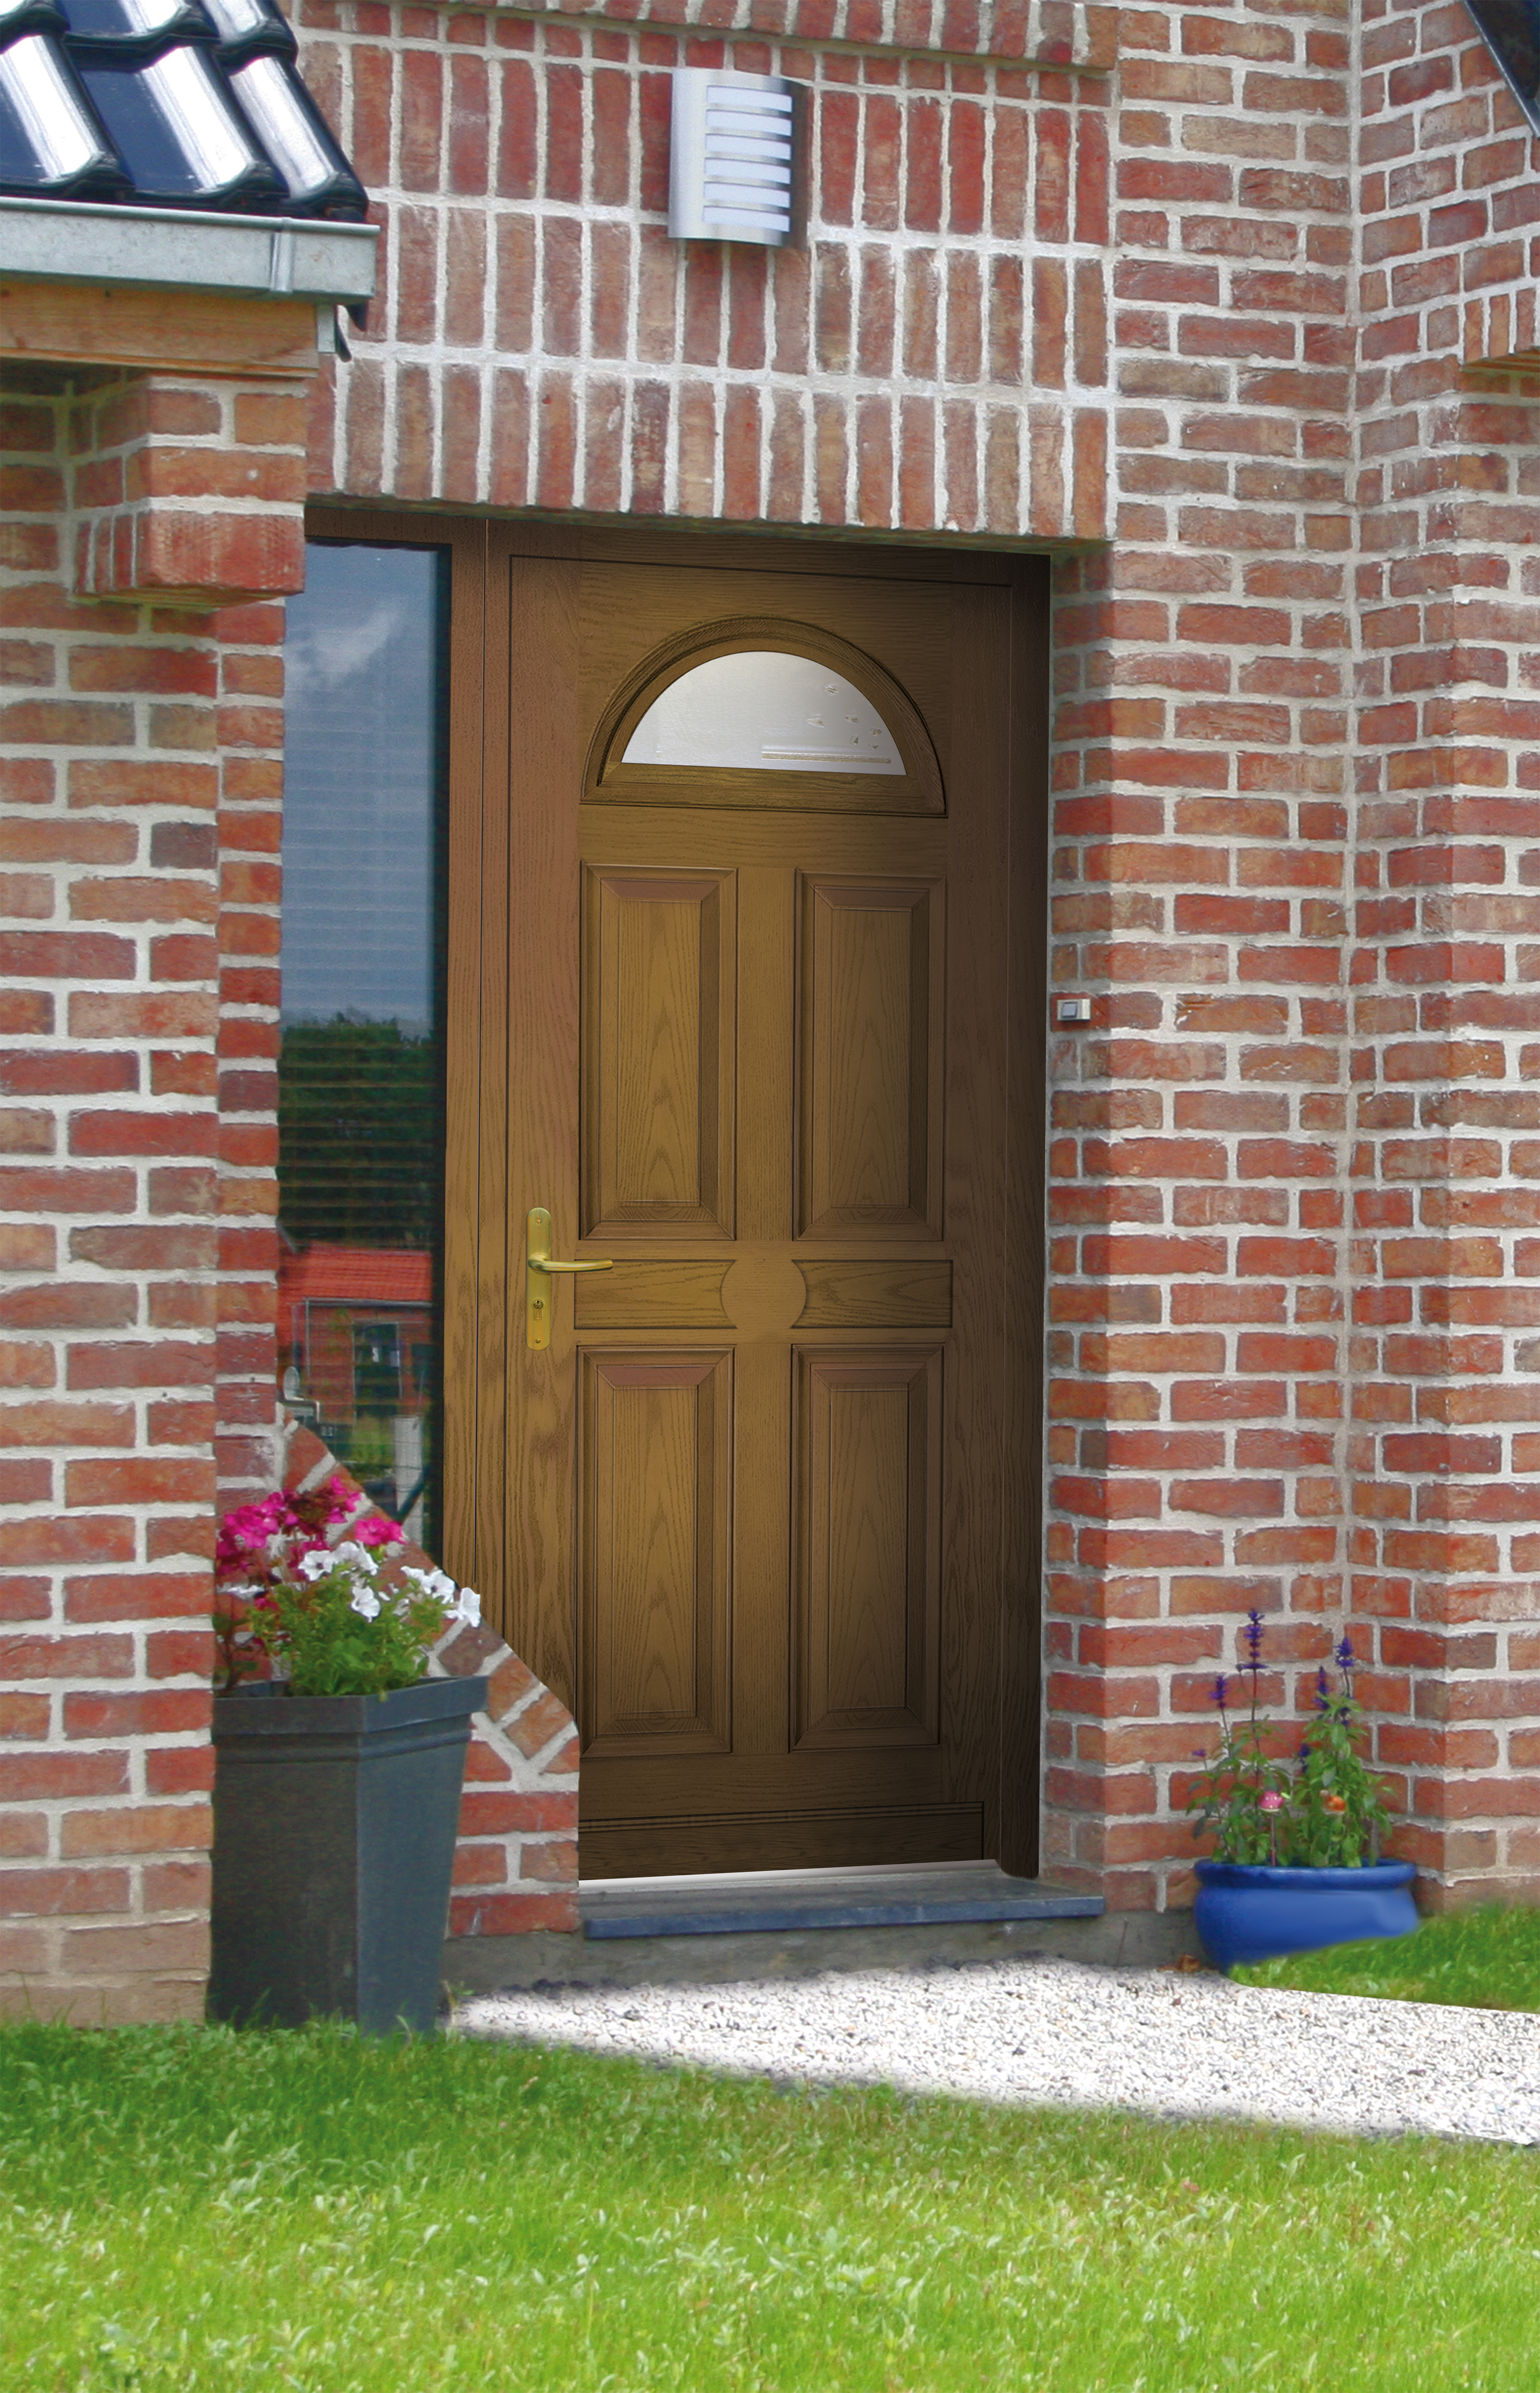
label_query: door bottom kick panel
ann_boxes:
[577,1801,983,1882]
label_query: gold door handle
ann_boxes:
[525,1207,613,1349]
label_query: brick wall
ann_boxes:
[300,0,1115,537]
[1040,0,1359,1908]
[0,358,308,2023]
[285,0,1540,1915]
[1350,0,1540,1900]
[14,0,1540,2004]
[1042,0,1540,1912]
[214,580,290,1519]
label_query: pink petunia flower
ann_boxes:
[351,1513,407,1549]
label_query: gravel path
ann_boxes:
[458,1956,1540,2144]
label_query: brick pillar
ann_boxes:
[1354,0,1540,1898]
[213,588,288,1513]
[71,372,307,607]
[0,354,306,2023]
[1041,0,1355,1910]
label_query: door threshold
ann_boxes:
[579,1860,1104,1941]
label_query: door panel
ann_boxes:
[796,1258,953,1329]
[794,1345,942,1751]
[578,1348,732,1757]
[800,876,945,1238]
[466,531,1042,1882]
[576,1258,734,1329]
[585,1803,985,1881]
[582,868,736,1239]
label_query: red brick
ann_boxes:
[447,1890,578,1936]
[62,1690,210,1740]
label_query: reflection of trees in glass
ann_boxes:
[278,1015,439,1251]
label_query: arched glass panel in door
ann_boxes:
[589,618,944,812]
[623,649,905,774]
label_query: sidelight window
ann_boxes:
[277,539,447,1547]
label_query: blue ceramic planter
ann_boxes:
[1194,1859,1418,1974]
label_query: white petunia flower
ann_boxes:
[348,1585,382,1621]
[297,1548,338,1582]
[455,1587,482,1625]
[400,1565,456,1607]
[328,1540,379,1576]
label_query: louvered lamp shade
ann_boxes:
[668,66,797,247]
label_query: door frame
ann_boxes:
[305,507,1049,1876]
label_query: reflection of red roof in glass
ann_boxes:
[279,1246,433,1306]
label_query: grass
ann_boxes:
[6,2024,1540,2390]
[1235,1904,1540,2011]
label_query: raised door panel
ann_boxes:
[799,878,944,1239]
[582,867,736,1240]
[795,1258,953,1329]
[578,1350,732,1757]
[794,1346,942,1750]
[580,1802,982,1879]
[575,1258,731,1329]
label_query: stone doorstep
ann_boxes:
[579,1860,1104,1939]
[441,1911,1201,1996]
[442,1864,1204,1994]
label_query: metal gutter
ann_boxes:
[0,194,377,304]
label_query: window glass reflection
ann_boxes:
[278,542,445,1547]
[622,650,904,773]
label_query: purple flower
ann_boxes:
[1242,1608,1265,1671]
[1315,1667,1330,1711]
[1211,1674,1228,1708]
[1335,1634,1355,1672]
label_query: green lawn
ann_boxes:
[1236,1904,1540,2011]
[5,2022,1540,2390]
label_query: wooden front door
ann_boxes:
[450,527,1046,1882]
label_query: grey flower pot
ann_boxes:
[209,1675,488,2036]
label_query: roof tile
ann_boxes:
[0,0,366,216]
